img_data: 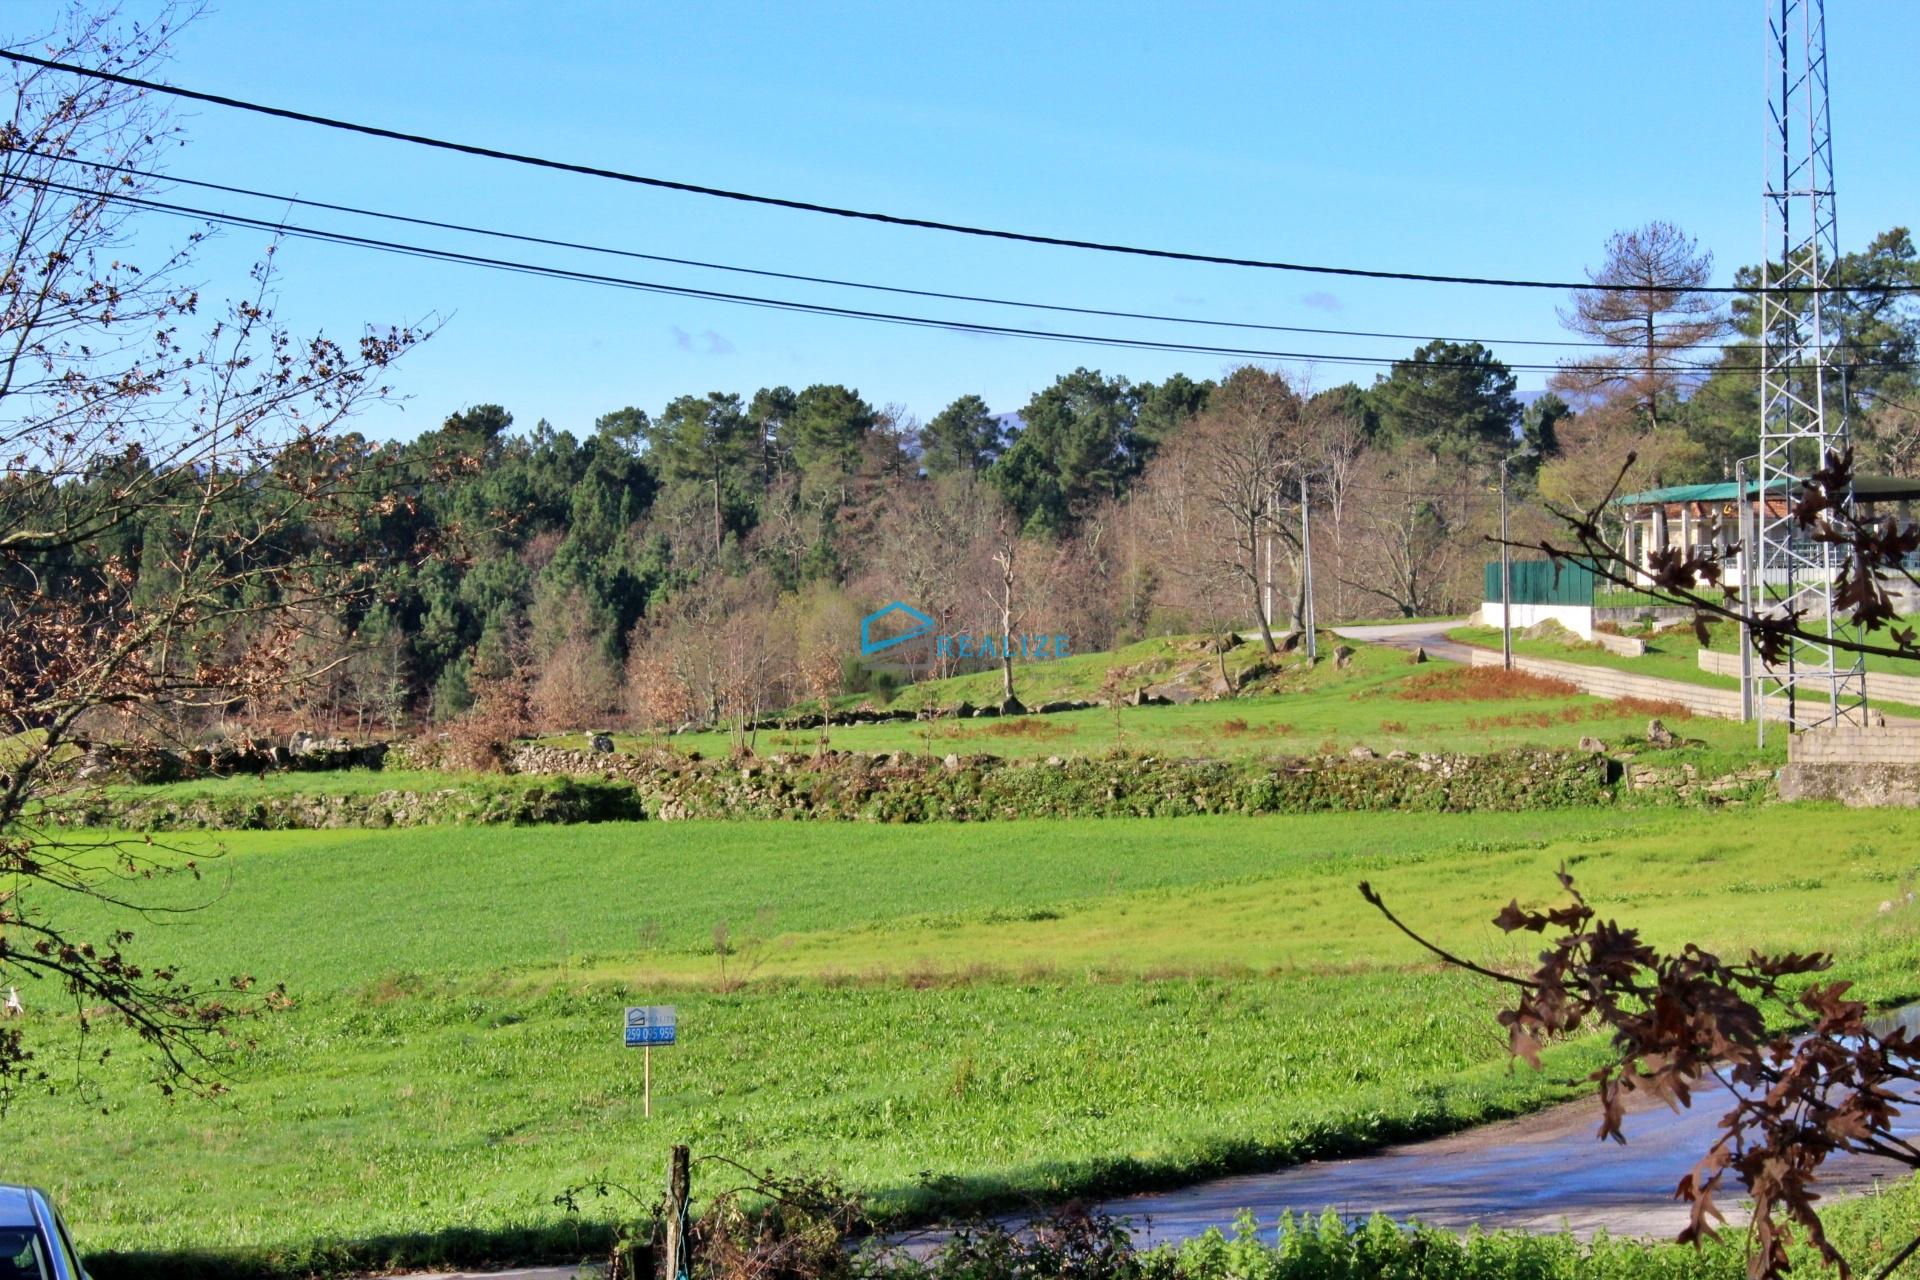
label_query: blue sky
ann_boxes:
[39,0,1919,441]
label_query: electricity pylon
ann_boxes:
[1753,0,1864,734]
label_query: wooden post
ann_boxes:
[663,1144,691,1280]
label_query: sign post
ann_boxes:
[624,1005,677,1118]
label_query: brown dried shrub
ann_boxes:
[1615,695,1694,721]
[1395,667,1580,702]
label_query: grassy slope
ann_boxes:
[14,806,1920,1261]
[579,642,1774,764]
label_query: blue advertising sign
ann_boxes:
[624,1005,677,1047]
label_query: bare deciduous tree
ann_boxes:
[1154,367,1313,653]
[0,7,428,1096]
[1338,442,1485,619]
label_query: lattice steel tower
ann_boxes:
[1753,0,1863,732]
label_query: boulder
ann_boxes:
[1521,618,1579,644]
[1578,735,1607,753]
[590,733,616,754]
[1348,745,1378,761]
[999,695,1027,716]
[1406,647,1428,664]
[1333,644,1357,670]
[1646,719,1677,748]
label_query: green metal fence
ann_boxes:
[1483,558,1597,606]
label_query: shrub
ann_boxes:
[1395,667,1580,702]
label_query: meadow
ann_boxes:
[581,642,1775,765]
[14,805,1920,1272]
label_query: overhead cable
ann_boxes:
[30,150,1893,357]
[9,48,1916,296]
[29,173,1915,376]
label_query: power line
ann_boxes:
[9,47,1914,298]
[37,150,1905,359]
[14,151,1715,352]
[28,171,1916,378]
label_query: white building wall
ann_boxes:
[1479,602,1595,640]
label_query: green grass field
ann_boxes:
[13,805,1920,1269]
[576,641,1774,765]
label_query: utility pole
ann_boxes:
[1300,471,1317,660]
[1736,458,1756,725]
[1499,447,1536,670]
[1500,458,1514,670]
[1263,486,1274,639]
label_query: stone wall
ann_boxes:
[47,775,645,830]
[507,742,1766,821]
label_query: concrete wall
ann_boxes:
[1698,649,1920,707]
[1786,726,1920,764]
[1779,727,1920,805]
[1591,631,1647,657]
[1479,602,1594,640]
[1778,762,1920,806]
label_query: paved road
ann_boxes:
[1090,1076,1916,1246]
[1331,619,1474,646]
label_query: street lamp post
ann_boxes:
[1499,446,1538,671]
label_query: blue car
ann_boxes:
[0,1186,86,1280]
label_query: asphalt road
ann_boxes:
[1092,1075,1915,1246]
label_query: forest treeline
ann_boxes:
[24,224,1920,741]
